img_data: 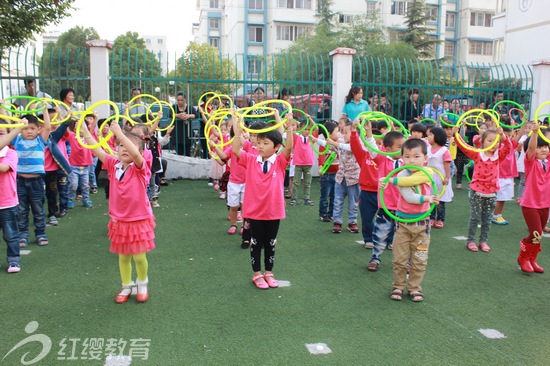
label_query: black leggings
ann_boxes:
[250,219,280,272]
[454,152,470,185]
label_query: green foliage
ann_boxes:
[40,26,99,102]
[166,43,241,105]
[402,0,440,59]
[110,32,163,102]
[0,0,75,51]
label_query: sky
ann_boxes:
[44,0,200,55]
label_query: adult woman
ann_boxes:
[401,88,420,122]
[171,92,195,156]
[342,86,370,122]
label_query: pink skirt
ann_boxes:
[108,217,156,255]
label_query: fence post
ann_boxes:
[530,60,550,119]
[329,48,356,122]
[85,40,112,118]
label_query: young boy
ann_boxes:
[290,119,315,206]
[0,121,23,271]
[9,106,51,247]
[232,114,294,289]
[67,114,95,208]
[383,138,438,302]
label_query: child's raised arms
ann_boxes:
[0,118,27,150]
[526,123,541,160]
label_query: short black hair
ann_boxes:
[383,131,405,148]
[22,114,40,127]
[24,78,35,86]
[132,87,142,94]
[122,132,145,151]
[249,121,268,131]
[410,123,427,137]
[257,129,282,147]
[59,87,75,101]
[402,138,428,155]
[523,135,550,152]
[321,120,338,138]
[429,127,447,147]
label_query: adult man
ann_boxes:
[15,79,52,108]
[127,87,147,117]
[422,94,444,121]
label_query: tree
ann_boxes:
[0,0,75,51]
[110,32,163,102]
[166,43,241,106]
[39,26,100,101]
[401,0,440,59]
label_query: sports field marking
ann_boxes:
[20,250,31,255]
[453,236,468,240]
[305,343,332,355]
[355,240,363,244]
[104,355,132,365]
[478,329,507,339]
[278,280,291,287]
[543,233,550,238]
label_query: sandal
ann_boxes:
[37,237,49,246]
[479,242,491,252]
[304,199,314,206]
[290,199,297,206]
[263,273,279,288]
[19,238,28,248]
[466,242,478,252]
[409,292,424,302]
[367,260,379,272]
[390,289,403,301]
[252,275,269,289]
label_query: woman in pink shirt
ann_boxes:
[232,115,294,290]
[518,124,550,273]
[80,121,155,304]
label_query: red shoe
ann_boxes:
[252,275,269,289]
[530,244,544,273]
[115,283,135,304]
[263,273,279,288]
[136,278,149,303]
[435,221,444,229]
[518,241,534,273]
[467,242,478,252]
[479,242,491,252]
[332,223,342,233]
[227,225,237,235]
[348,223,359,233]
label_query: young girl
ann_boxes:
[455,126,511,252]
[80,120,155,303]
[232,114,294,289]
[518,124,550,273]
[427,127,453,228]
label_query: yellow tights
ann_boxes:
[118,253,148,284]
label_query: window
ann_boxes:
[444,41,455,57]
[494,38,504,62]
[248,26,263,42]
[469,40,493,55]
[249,0,263,10]
[209,37,220,49]
[391,1,408,15]
[276,25,310,41]
[278,0,311,9]
[209,0,219,8]
[157,38,163,44]
[428,6,438,20]
[445,13,456,28]
[366,2,377,14]
[248,58,262,74]
[209,18,219,29]
[145,38,151,44]
[338,14,355,24]
[470,12,493,27]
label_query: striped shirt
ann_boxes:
[11,135,47,174]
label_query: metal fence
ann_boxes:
[0,48,534,158]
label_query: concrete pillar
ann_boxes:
[85,40,112,118]
[530,60,550,121]
[329,47,356,122]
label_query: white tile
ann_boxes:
[104,355,132,366]
[305,343,332,355]
[278,280,291,287]
[478,329,507,339]
[20,250,31,255]
[453,236,468,241]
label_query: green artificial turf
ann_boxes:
[2,179,550,365]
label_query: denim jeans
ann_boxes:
[0,206,20,264]
[332,178,360,225]
[467,190,496,243]
[69,166,90,202]
[319,173,335,218]
[371,209,397,263]
[45,170,69,216]
[359,190,378,243]
[17,176,46,240]
[89,156,98,189]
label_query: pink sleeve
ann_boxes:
[443,149,452,162]
[237,150,249,168]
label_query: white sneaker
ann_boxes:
[364,242,373,249]
[47,216,58,226]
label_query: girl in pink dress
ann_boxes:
[80,121,155,303]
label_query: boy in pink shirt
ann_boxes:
[382,138,439,302]
[290,119,315,206]
[67,115,96,208]
[232,114,294,290]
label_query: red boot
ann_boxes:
[530,244,544,273]
[518,241,534,273]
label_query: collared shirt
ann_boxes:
[256,153,277,173]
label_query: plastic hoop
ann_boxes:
[0,114,27,128]
[492,100,525,129]
[282,108,308,133]
[357,125,401,157]
[439,113,460,128]
[454,132,500,153]
[379,165,438,223]
[2,96,47,114]
[320,151,337,174]
[309,123,330,155]
[75,100,119,150]
[465,160,474,183]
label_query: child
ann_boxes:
[290,119,315,206]
[232,114,293,289]
[456,127,511,252]
[80,120,155,303]
[350,122,384,249]
[518,124,550,272]
[67,114,95,208]
[10,108,51,247]
[382,138,439,302]
[427,127,453,228]
[409,123,427,140]
[361,121,406,271]
[0,120,23,272]
[312,120,339,222]
[516,122,532,202]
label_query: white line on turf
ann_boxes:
[20,250,31,255]
[355,240,364,245]
[305,343,332,355]
[104,355,132,366]
[278,280,291,287]
[478,329,507,339]
[453,236,468,241]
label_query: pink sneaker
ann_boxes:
[227,225,237,235]
[214,183,219,191]
[219,192,226,199]
[236,211,243,221]
[435,221,444,229]
[252,275,269,289]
